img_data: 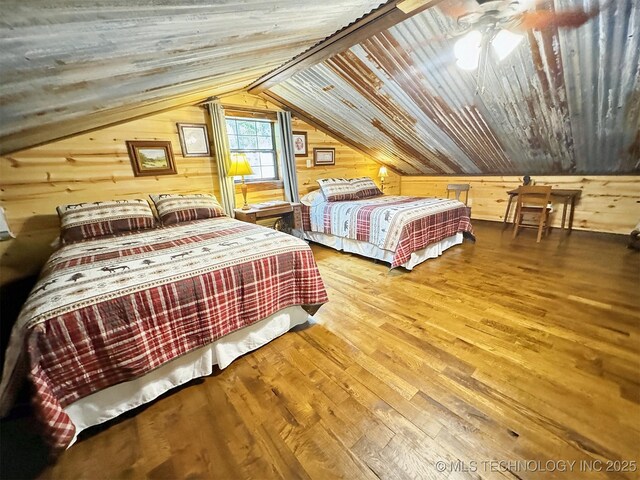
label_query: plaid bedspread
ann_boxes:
[0,218,327,450]
[303,196,473,268]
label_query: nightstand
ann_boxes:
[234,202,302,232]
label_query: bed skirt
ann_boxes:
[64,305,310,446]
[298,231,464,270]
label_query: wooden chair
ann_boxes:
[446,184,470,205]
[512,185,552,243]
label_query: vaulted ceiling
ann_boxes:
[0,0,385,154]
[266,0,640,175]
[2,0,639,176]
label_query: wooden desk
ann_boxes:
[234,202,302,231]
[503,188,581,232]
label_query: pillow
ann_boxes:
[300,189,326,207]
[316,178,358,202]
[350,177,382,199]
[57,199,155,243]
[150,193,225,225]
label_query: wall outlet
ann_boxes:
[306,158,312,168]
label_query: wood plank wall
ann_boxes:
[0,106,219,285]
[401,176,640,234]
[221,92,400,205]
[0,93,397,285]
[292,117,400,197]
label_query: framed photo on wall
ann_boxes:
[292,131,308,157]
[126,140,177,177]
[313,147,335,166]
[177,123,210,157]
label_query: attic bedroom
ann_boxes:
[0,0,638,478]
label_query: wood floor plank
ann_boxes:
[3,220,637,480]
[283,421,378,480]
[202,378,277,479]
[350,435,412,480]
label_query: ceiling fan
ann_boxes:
[398,0,604,93]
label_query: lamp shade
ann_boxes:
[378,166,388,178]
[492,29,524,61]
[228,153,254,177]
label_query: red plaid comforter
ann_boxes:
[302,196,473,268]
[0,218,327,450]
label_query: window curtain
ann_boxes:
[205,99,236,216]
[277,111,300,203]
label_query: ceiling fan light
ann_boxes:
[454,30,482,71]
[492,29,524,61]
[455,56,480,71]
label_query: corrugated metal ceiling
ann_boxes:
[0,0,386,154]
[269,0,640,175]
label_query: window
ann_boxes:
[226,117,278,181]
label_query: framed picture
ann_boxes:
[313,147,335,166]
[177,123,210,157]
[292,131,308,157]
[126,140,177,177]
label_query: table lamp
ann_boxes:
[228,153,254,210]
[378,166,388,193]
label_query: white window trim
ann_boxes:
[226,116,280,183]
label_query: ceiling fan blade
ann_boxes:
[514,6,601,31]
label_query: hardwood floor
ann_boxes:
[3,221,639,479]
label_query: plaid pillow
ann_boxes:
[150,193,225,225]
[57,199,155,244]
[316,178,358,202]
[350,177,382,199]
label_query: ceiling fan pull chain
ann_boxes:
[476,32,493,95]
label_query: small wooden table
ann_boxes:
[234,202,302,231]
[503,188,581,232]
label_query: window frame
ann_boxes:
[226,116,279,183]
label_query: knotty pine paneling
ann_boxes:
[0,91,398,285]
[401,176,640,234]
[0,106,219,285]
[293,117,400,197]
[221,92,279,113]
[235,181,285,208]
[221,92,400,204]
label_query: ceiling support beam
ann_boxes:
[248,0,442,95]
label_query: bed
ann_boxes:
[298,180,473,270]
[0,200,328,451]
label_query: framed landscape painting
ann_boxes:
[126,140,177,177]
